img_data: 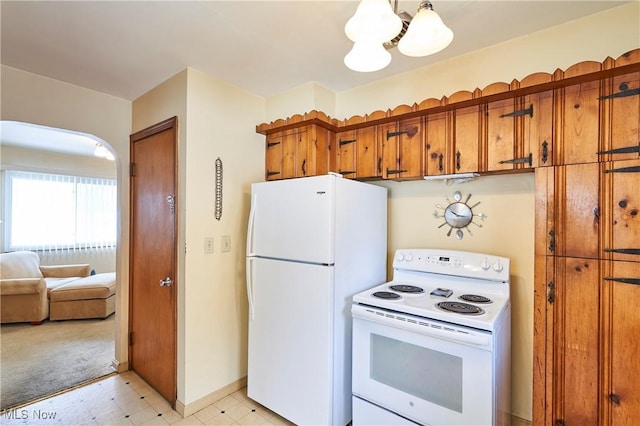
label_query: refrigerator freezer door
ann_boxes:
[248,176,335,264]
[247,257,334,425]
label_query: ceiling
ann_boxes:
[0,0,630,157]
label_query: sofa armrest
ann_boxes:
[40,264,91,278]
[0,278,47,295]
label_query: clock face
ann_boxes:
[444,202,473,228]
[434,191,486,239]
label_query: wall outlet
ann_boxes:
[204,237,214,254]
[221,235,231,253]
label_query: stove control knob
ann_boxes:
[404,253,413,262]
[493,260,504,272]
[396,252,405,262]
[480,258,491,271]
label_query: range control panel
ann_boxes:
[393,249,510,282]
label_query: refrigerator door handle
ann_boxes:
[246,257,255,320]
[246,193,257,256]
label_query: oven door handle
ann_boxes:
[352,304,493,350]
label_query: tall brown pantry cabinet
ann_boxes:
[533,53,640,425]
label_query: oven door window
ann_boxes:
[371,333,463,412]
[352,315,493,425]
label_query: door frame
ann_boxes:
[128,116,179,404]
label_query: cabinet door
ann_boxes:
[602,260,640,426]
[554,163,600,258]
[550,257,600,425]
[281,129,298,179]
[265,132,282,180]
[453,105,480,173]
[336,130,357,179]
[599,71,640,162]
[356,125,381,179]
[559,80,601,165]
[485,97,517,172]
[299,125,331,178]
[424,111,449,176]
[524,90,554,167]
[602,158,640,262]
[381,118,424,179]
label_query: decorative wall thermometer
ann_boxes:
[433,191,487,239]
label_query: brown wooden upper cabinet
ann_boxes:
[379,117,424,180]
[336,126,381,179]
[452,105,481,173]
[264,125,332,180]
[424,111,450,176]
[598,70,640,163]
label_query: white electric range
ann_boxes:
[351,248,511,426]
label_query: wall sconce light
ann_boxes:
[94,143,115,160]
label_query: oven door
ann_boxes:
[352,304,494,426]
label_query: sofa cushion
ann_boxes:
[40,264,91,278]
[49,272,116,302]
[45,277,85,295]
[0,251,43,279]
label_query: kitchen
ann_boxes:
[1,1,638,424]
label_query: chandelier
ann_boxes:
[344,0,454,72]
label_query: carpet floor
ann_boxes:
[0,315,115,411]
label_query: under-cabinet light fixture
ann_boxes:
[344,0,453,72]
[424,172,479,184]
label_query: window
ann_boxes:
[4,170,116,252]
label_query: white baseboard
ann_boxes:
[176,377,248,418]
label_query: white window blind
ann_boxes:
[4,170,116,252]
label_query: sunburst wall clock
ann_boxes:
[433,191,487,239]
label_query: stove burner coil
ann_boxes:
[459,294,492,304]
[389,284,424,294]
[436,301,485,315]
[372,291,402,300]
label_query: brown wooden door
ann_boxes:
[336,129,357,179]
[265,132,282,180]
[380,117,423,179]
[602,260,640,425]
[129,117,178,405]
[485,97,517,172]
[551,256,601,425]
[524,90,554,167]
[559,79,601,165]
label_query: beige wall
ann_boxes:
[132,68,265,409]
[263,3,639,421]
[0,65,131,366]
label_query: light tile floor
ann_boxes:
[0,371,294,425]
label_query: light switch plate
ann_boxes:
[221,235,231,253]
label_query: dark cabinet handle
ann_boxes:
[378,158,382,174]
[438,154,444,172]
[339,138,356,147]
[547,282,555,304]
[594,206,600,225]
[499,104,533,118]
[542,140,549,164]
[387,127,418,140]
[604,277,640,286]
[339,170,356,176]
[597,145,640,155]
[267,141,280,148]
[301,159,306,176]
[604,248,640,256]
[456,151,461,171]
[599,82,640,100]
[266,171,279,177]
[549,230,555,253]
[499,153,533,167]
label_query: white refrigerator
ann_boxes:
[246,174,387,426]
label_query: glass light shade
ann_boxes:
[345,0,402,43]
[344,42,392,72]
[397,7,453,57]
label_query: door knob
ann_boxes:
[160,277,173,287]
